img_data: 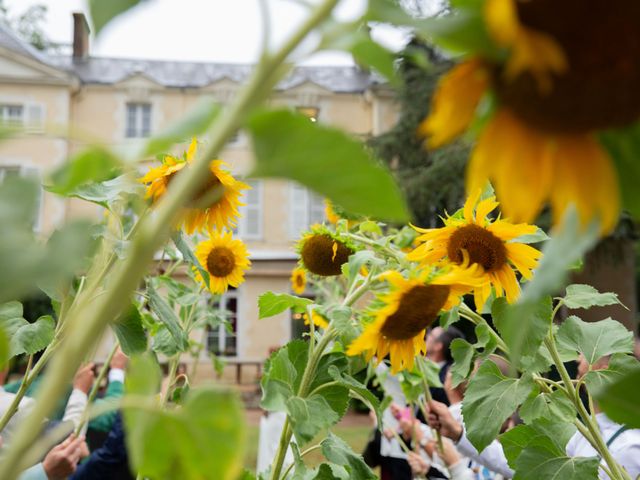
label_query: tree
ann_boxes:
[0,0,52,51]
[369,39,469,227]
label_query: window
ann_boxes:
[125,103,151,138]
[207,289,238,357]
[0,165,42,230]
[289,183,325,238]
[0,105,24,126]
[297,106,319,123]
[234,180,262,240]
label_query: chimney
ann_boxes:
[72,12,90,61]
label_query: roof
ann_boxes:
[0,21,377,93]
[49,56,375,93]
[0,21,58,67]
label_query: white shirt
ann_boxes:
[0,389,35,440]
[566,413,640,480]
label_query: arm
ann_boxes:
[18,464,47,480]
[61,364,94,432]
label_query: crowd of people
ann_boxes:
[361,326,640,480]
[0,347,133,480]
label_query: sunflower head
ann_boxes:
[297,226,355,277]
[408,190,542,310]
[347,268,483,373]
[194,231,251,294]
[303,311,329,330]
[290,267,307,295]
[139,138,250,234]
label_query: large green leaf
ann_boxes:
[144,100,221,157]
[89,0,144,36]
[520,209,599,303]
[561,284,625,310]
[147,282,189,352]
[258,292,313,319]
[0,326,8,369]
[286,394,340,445]
[514,438,598,480]
[172,232,210,290]
[10,315,55,357]
[492,296,552,369]
[248,109,409,222]
[349,36,399,86]
[126,353,161,396]
[556,316,633,365]
[112,304,148,355]
[0,301,23,320]
[47,147,121,195]
[596,368,640,428]
[449,322,497,387]
[66,174,143,209]
[320,432,376,480]
[462,360,535,452]
[124,388,245,480]
[583,353,640,392]
[260,340,308,412]
[518,388,575,424]
[600,121,640,218]
[328,366,382,428]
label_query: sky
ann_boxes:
[4,0,417,65]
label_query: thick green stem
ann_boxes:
[459,303,509,353]
[544,334,628,480]
[160,357,180,407]
[74,341,119,436]
[279,443,322,479]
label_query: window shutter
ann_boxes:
[289,183,308,238]
[238,180,262,239]
[25,104,45,133]
[309,191,326,225]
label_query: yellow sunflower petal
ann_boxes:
[463,188,482,224]
[487,219,537,241]
[475,196,500,225]
[418,59,489,148]
[495,265,520,303]
[505,242,541,279]
[484,0,519,46]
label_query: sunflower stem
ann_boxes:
[416,357,444,453]
[0,0,340,473]
[458,303,509,353]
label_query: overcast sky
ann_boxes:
[4,0,418,65]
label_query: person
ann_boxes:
[18,434,89,480]
[407,437,475,480]
[425,327,465,406]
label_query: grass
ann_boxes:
[244,424,373,471]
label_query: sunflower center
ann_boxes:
[167,170,223,208]
[300,234,353,277]
[206,246,236,278]
[495,0,640,133]
[295,275,304,288]
[447,224,506,272]
[380,285,450,340]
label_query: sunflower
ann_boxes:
[194,231,251,294]
[303,311,329,329]
[139,138,250,234]
[324,200,340,225]
[407,190,542,310]
[290,267,306,295]
[419,0,640,234]
[297,226,355,277]
[347,267,485,374]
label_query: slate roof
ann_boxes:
[49,56,375,93]
[0,20,55,67]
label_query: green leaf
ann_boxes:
[172,232,210,290]
[562,284,625,310]
[520,208,599,303]
[583,353,640,392]
[439,306,460,329]
[47,147,121,195]
[258,292,313,319]
[346,250,383,289]
[350,37,399,86]
[556,316,633,365]
[514,437,599,480]
[449,338,475,387]
[124,388,245,480]
[147,283,189,351]
[492,297,552,368]
[66,174,143,209]
[126,353,161,395]
[501,419,576,468]
[0,301,23,319]
[0,326,8,369]
[519,388,576,424]
[600,121,640,218]
[328,366,382,428]
[89,0,143,36]
[358,221,383,236]
[10,315,55,356]
[260,340,308,412]
[596,368,640,428]
[112,304,148,355]
[462,360,535,452]
[320,432,376,480]
[144,100,221,157]
[286,394,340,445]
[416,356,443,388]
[248,109,409,222]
